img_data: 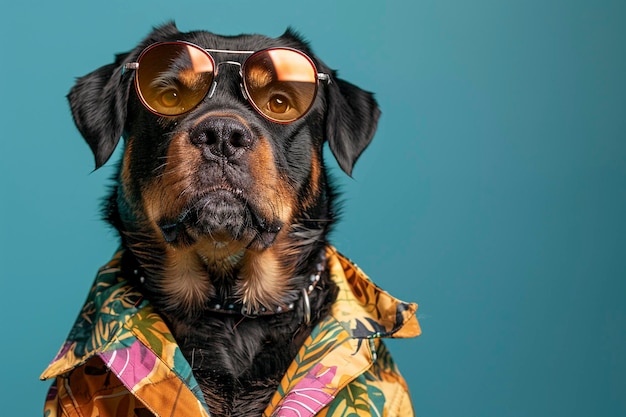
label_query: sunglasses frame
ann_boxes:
[124,41,331,123]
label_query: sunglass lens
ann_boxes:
[136,43,214,116]
[243,49,318,123]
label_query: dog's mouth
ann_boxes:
[157,188,283,249]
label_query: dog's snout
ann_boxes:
[190,117,254,159]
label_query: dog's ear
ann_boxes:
[67,55,131,169]
[68,21,181,169]
[324,77,381,176]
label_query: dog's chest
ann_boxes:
[173,314,304,417]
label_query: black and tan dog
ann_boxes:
[42,22,420,417]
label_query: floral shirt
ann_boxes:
[41,247,421,417]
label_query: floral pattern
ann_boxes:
[41,247,420,417]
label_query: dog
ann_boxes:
[41,22,420,417]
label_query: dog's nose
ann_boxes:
[190,117,254,159]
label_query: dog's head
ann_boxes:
[69,22,379,316]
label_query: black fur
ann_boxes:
[68,22,380,416]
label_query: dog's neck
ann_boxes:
[126,244,326,321]
[120,219,330,319]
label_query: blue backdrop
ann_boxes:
[2,1,625,416]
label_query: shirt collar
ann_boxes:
[41,250,148,378]
[261,248,420,416]
[328,247,421,340]
[41,247,420,415]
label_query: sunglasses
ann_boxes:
[124,41,331,123]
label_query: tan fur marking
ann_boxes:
[299,149,321,211]
[120,140,134,188]
[247,138,295,225]
[142,131,200,225]
[309,151,321,197]
[178,69,205,89]
[161,248,214,313]
[194,238,246,272]
[237,243,292,310]
[246,66,272,90]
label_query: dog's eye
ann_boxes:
[268,94,290,114]
[159,88,182,108]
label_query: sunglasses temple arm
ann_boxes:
[317,73,332,84]
[122,62,139,75]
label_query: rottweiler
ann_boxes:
[42,22,420,417]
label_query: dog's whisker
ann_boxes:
[152,160,169,172]
[179,184,195,199]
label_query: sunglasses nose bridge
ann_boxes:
[207,61,244,99]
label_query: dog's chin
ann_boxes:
[157,190,283,250]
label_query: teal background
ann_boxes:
[1,0,625,415]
